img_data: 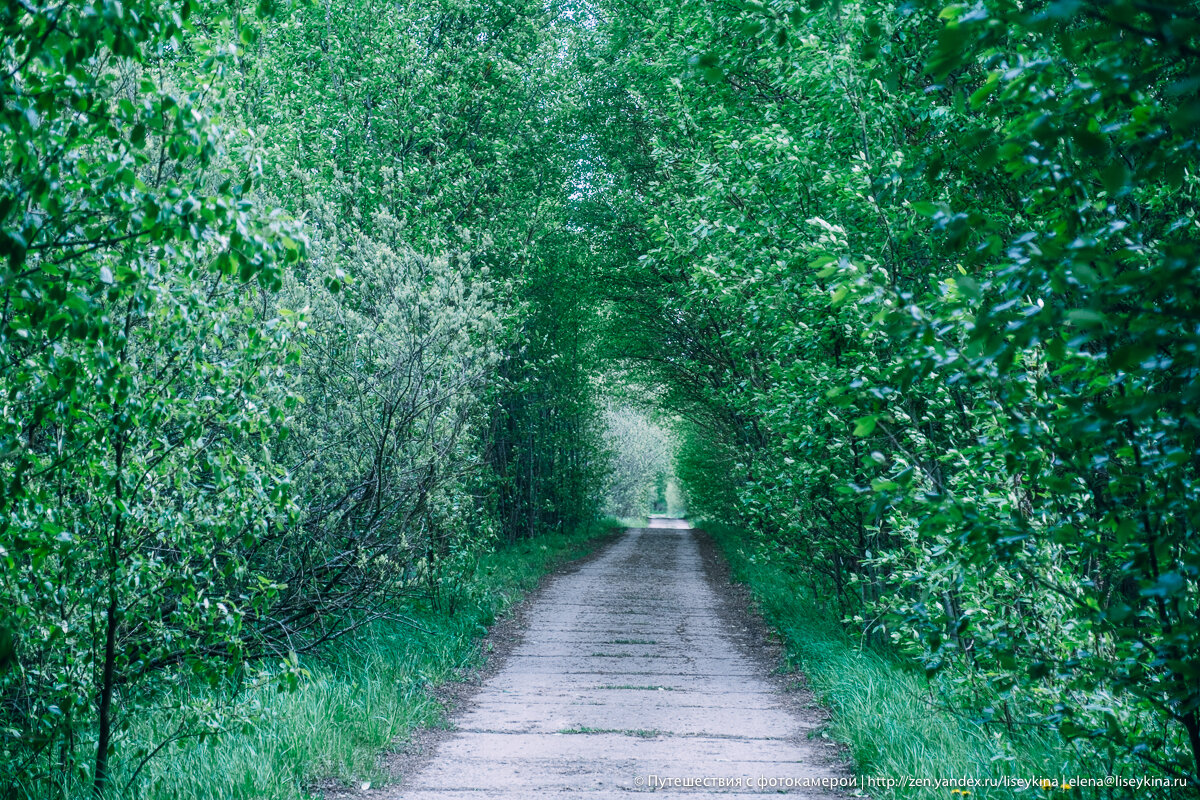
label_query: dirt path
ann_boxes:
[383,519,849,798]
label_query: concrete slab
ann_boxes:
[380,521,846,798]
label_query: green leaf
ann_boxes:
[853,416,878,437]
[1101,161,1131,194]
[1066,309,1105,327]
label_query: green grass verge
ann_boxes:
[704,521,1073,800]
[123,519,622,800]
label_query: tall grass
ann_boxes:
[116,520,621,800]
[704,522,1077,800]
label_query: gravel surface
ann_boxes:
[363,519,852,799]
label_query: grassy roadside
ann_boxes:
[122,519,622,800]
[703,521,1070,800]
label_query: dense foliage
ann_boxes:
[1,0,608,795]
[3,0,1199,796]
[579,0,1200,793]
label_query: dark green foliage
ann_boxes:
[4,0,1200,795]
[1,0,609,795]
[580,0,1200,793]
[706,521,1061,800]
[1,0,302,793]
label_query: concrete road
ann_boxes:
[386,519,847,798]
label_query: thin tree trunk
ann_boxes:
[94,436,125,796]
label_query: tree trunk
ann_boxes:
[94,436,125,796]
[93,587,118,796]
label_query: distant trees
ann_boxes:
[601,404,673,519]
